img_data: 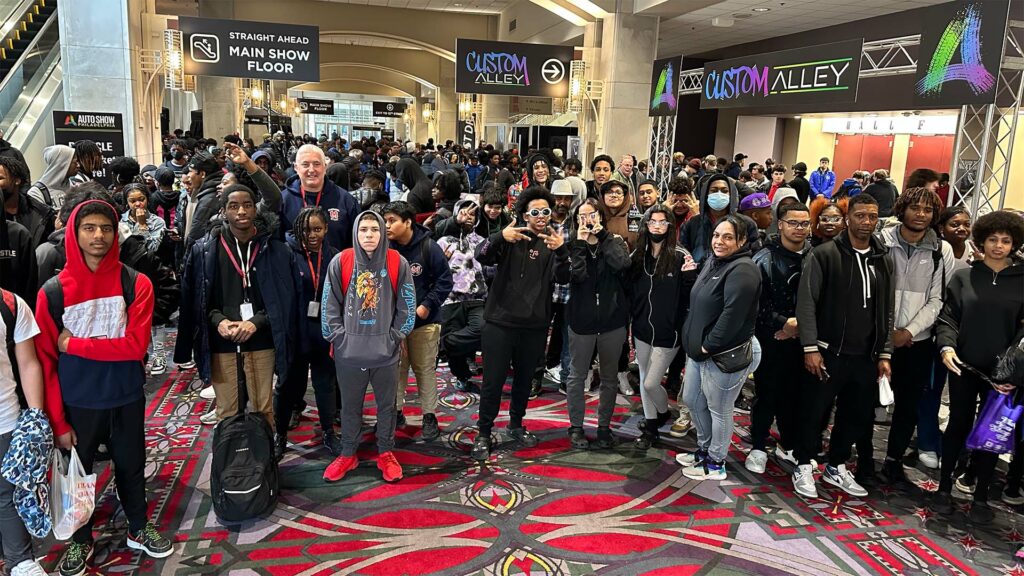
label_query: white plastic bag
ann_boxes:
[50,448,96,541]
[878,375,894,406]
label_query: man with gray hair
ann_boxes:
[281,144,360,250]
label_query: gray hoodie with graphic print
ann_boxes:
[321,210,416,368]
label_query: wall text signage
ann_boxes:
[456,39,572,98]
[52,110,123,186]
[179,16,319,82]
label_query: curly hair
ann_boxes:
[809,196,848,239]
[972,210,1024,253]
[668,176,692,196]
[514,185,555,216]
[894,186,944,228]
[0,155,30,185]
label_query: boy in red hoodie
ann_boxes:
[34,198,173,576]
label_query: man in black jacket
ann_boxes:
[471,186,569,461]
[746,203,810,476]
[795,194,894,499]
[180,152,223,255]
[0,156,53,250]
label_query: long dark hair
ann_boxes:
[570,197,607,239]
[293,205,328,251]
[631,205,677,278]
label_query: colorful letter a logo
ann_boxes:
[916,3,996,98]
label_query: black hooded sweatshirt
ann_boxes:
[629,244,699,349]
[683,247,760,361]
[567,229,632,334]
[395,158,434,214]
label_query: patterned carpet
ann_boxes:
[32,333,1024,575]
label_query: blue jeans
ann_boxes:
[917,355,947,454]
[683,338,762,463]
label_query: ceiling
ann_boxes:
[658,0,947,58]
[317,0,511,14]
[320,35,418,49]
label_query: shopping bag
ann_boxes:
[49,448,96,541]
[878,375,894,406]
[966,391,1023,455]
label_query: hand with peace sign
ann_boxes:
[501,220,531,243]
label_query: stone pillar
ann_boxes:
[593,11,658,163]
[58,0,140,156]
[197,0,239,141]
[436,60,457,144]
[414,96,431,144]
[481,95,509,149]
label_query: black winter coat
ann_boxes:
[567,230,631,334]
[683,248,760,361]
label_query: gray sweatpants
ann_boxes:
[635,340,679,419]
[0,432,32,566]
[566,326,628,428]
[336,363,399,456]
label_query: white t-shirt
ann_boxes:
[0,294,39,434]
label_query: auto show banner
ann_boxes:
[179,16,320,82]
[913,0,1010,106]
[52,110,123,185]
[457,119,476,150]
[700,39,863,109]
[297,98,334,115]
[372,102,407,118]
[456,39,572,98]
[649,55,682,117]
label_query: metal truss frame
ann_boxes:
[648,114,676,195]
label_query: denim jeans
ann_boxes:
[916,355,946,454]
[683,338,762,463]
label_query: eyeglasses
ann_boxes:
[819,216,843,224]
[782,220,812,229]
[647,220,670,229]
[526,208,552,218]
[604,189,625,197]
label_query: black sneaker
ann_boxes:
[322,431,343,457]
[508,426,538,447]
[968,501,995,524]
[568,426,589,449]
[274,434,287,462]
[288,410,302,431]
[881,458,913,491]
[127,522,173,558]
[422,413,440,441]
[734,395,753,414]
[592,426,614,450]
[454,379,479,393]
[929,490,956,515]
[634,427,657,450]
[471,434,492,461]
[59,542,92,576]
[395,410,407,429]
[529,377,543,399]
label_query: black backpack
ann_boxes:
[211,350,278,523]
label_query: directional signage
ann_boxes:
[178,16,319,82]
[52,110,124,187]
[456,39,572,97]
[649,55,682,117]
[700,39,863,109]
[372,102,407,118]
[297,98,334,115]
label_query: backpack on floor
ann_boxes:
[210,350,278,523]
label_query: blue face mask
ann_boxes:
[707,191,730,211]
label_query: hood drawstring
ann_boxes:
[855,252,872,308]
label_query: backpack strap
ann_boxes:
[32,181,51,207]
[0,289,15,351]
[42,265,138,338]
[385,249,400,294]
[340,249,399,295]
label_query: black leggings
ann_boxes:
[939,371,998,501]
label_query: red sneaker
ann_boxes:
[377,451,403,482]
[324,454,358,482]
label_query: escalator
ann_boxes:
[0,0,55,80]
[0,0,61,153]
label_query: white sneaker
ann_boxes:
[774,446,798,467]
[199,409,219,425]
[683,459,726,481]
[179,360,196,370]
[544,367,562,384]
[675,450,707,467]
[11,559,47,576]
[919,451,940,469]
[617,372,632,395]
[668,412,692,438]
[150,355,167,375]
[823,464,868,497]
[199,386,216,400]
[745,449,768,474]
[792,464,818,498]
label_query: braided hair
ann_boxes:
[293,205,328,251]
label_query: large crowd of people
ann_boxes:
[0,127,1022,575]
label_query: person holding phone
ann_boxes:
[932,210,1024,522]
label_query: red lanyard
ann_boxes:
[305,249,322,294]
[220,235,259,290]
[300,186,322,208]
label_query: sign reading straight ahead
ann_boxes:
[456,39,572,98]
[700,39,863,109]
[179,16,319,82]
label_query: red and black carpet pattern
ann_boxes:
[33,340,1024,575]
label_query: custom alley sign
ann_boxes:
[179,16,320,82]
[700,39,863,109]
[456,39,572,98]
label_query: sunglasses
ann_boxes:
[526,208,552,218]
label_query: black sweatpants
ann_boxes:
[796,352,876,467]
[940,370,998,501]
[885,339,935,460]
[750,337,801,452]
[441,301,484,381]
[274,348,338,434]
[478,323,546,437]
[64,398,148,543]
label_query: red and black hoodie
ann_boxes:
[34,200,154,438]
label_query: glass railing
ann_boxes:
[0,0,27,33]
[0,9,58,135]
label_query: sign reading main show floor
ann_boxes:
[179,16,319,82]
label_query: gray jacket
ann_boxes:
[321,210,416,368]
[877,224,955,342]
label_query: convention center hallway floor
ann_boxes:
[35,330,1024,575]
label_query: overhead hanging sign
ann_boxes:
[700,39,863,109]
[455,39,572,97]
[372,102,407,118]
[52,110,123,186]
[913,0,1010,106]
[178,16,320,82]
[649,55,682,117]
[510,97,553,115]
[297,98,334,115]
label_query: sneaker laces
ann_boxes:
[138,522,162,542]
[65,542,89,562]
[380,452,399,468]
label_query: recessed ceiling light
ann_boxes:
[752,7,770,12]
[453,2,463,5]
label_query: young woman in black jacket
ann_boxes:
[629,206,698,450]
[679,215,762,482]
[564,198,632,450]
